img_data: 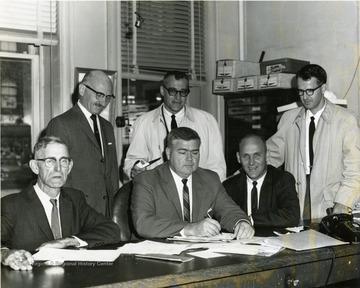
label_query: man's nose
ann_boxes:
[53,161,61,171]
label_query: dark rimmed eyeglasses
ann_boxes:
[162,86,190,97]
[297,84,323,97]
[36,157,72,168]
[84,84,115,101]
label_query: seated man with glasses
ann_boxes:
[266,64,360,221]
[46,70,119,218]
[124,70,227,181]
[1,136,120,271]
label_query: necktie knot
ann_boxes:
[310,116,315,122]
[182,178,188,185]
[50,198,57,206]
[253,181,257,187]
[90,114,97,121]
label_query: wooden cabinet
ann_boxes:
[223,89,299,176]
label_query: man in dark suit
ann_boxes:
[1,136,120,271]
[223,134,300,228]
[131,127,254,239]
[46,70,119,218]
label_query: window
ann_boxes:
[121,0,205,81]
[0,1,57,45]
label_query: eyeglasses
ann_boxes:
[84,84,115,101]
[162,86,190,97]
[36,157,72,168]
[297,84,323,97]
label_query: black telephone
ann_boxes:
[319,213,360,243]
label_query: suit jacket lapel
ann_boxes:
[237,173,249,215]
[259,167,272,211]
[162,164,183,220]
[73,104,102,154]
[59,188,73,237]
[24,186,54,240]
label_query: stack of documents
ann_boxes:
[168,232,235,243]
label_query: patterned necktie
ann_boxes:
[50,199,62,239]
[251,181,258,213]
[182,179,190,222]
[171,114,177,130]
[309,116,315,170]
[90,114,102,150]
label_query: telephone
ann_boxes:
[319,213,360,243]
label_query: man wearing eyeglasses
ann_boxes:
[1,136,120,271]
[46,70,119,218]
[266,64,360,221]
[124,70,227,181]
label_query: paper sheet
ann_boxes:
[33,248,122,262]
[118,240,191,255]
[265,229,348,251]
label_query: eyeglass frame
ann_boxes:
[297,83,323,97]
[162,85,190,97]
[36,157,72,168]
[83,84,115,101]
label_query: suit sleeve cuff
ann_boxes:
[72,236,88,247]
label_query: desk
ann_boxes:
[2,242,360,288]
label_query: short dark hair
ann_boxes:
[166,127,201,148]
[162,71,189,85]
[296,64,327,85]
[34,136,67,156]
[239,133,267,152]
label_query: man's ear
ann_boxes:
[29,159,39,175]
[236,152,241,164]
[165,147,170,160]
[266,149,270,163]
[78,83,86,97]
[68,160,74,174]
[321,83,326,95]
[160,85,165,97]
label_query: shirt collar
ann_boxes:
[34,183,60,201]
[246,171,266,188]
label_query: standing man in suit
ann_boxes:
[46,70,119,218]
[131,127,254,239]
[1,136,120,271]
[223,134,300,228]
[266,64,360,220]
[124,71,227,181]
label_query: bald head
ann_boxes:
[79,70,114,115]
[237,134,268,180]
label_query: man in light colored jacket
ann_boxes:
[266,64,360,220]
[124,71,226,181]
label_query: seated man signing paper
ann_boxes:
[131,127,254,239]
[1,136,120,271]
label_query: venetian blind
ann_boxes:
[121,1,205,81]
[0,1,57,44]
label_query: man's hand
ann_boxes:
[1,249,34,271]
[332,203,352,214]
[36,237,79,250]
[183,218,221,237]
[131,161,147,179]
[233,221,255,239]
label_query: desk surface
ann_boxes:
[2,241,360,288]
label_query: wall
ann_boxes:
[245,1,360,115]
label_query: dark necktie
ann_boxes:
[50,199,62,239]
[309,116,315,170]
[251,181,258,213]
[182,179,190,222]
[171,114,177,130]
[90,114,102,150]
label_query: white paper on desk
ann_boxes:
[118,240,190,255]
[33,248,122,262]
[187,250,225,259]
[168,232,235,243]
[265,229,348,251]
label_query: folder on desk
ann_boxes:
[265,229,348,251]
[135,254,194,263]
